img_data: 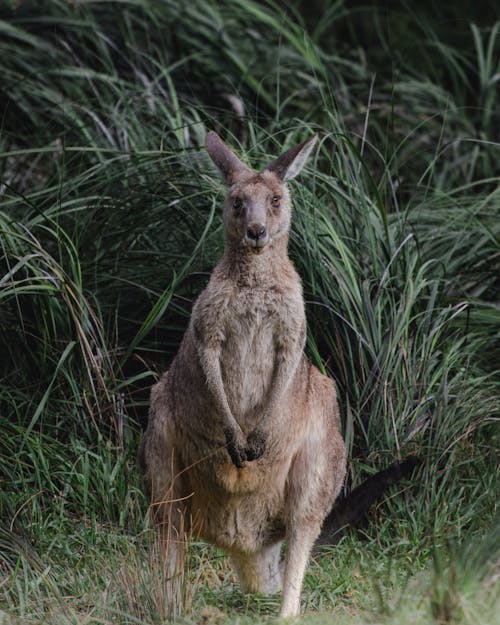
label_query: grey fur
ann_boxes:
[138,131,346,617]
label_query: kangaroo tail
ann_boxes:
[316,455,422,547]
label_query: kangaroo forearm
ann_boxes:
[254,348,302,432]
[198,345,244,436]
[263,320,306,422]
[199,347,248,467]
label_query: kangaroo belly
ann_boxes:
[189,461,288,551]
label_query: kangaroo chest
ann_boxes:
[219,288,292,423]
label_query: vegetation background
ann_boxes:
[0,0,498,623]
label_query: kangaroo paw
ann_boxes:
[245,429,266,461]
[224,428,247,468]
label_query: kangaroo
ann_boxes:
[138,131,346,617]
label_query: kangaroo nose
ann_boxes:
[246,223,267,241]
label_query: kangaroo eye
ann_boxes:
[271,195,281,208]
[232,197,243,212]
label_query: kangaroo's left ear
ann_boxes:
[264,134,318,181]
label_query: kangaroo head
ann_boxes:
[206,132,317,253]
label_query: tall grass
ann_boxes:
[0,1,498,623]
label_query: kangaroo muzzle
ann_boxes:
[244,211,270,250]
[246,222,268,246]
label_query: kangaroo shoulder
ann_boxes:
[191,271,233,343]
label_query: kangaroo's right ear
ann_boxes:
[206,131,252,186]
[264,134,318,181]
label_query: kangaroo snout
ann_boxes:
[246,222,268,248]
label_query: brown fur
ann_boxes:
[138,132,346,617]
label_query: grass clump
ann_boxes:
[0,1,498,623]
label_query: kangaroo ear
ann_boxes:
[206,131,252,186]
[264,134,318,181]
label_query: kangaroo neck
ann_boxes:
[222,235,291,287]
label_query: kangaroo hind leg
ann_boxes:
[280,522,320,617]
[138,378,189,587]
